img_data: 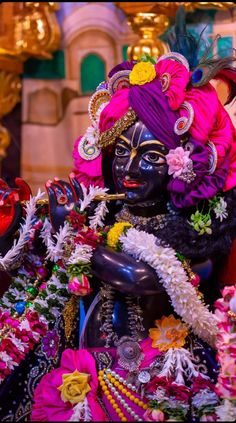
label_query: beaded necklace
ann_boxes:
[98,368,148,422]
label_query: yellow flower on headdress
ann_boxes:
[107,222,132,249]
[129,61,156,85]
[58,369,91,404]
[149,315,188,352]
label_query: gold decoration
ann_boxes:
[0,69,21,160]
[115,2,236,61]
[228,310,236,321]
[97,108,137,149]
[0,70,21,118]
[127,12,169,61]
[62,294,79,342]
[0,3,60,60]
[0,2,61,171]
[0,125,10,161]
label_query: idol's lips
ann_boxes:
[123,180,144,188]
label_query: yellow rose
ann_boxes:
[129,62,156,85]
[58,370,91,404]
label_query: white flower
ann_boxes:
[213,197,228,222]
[84,123,99,145]
[216,399,236,421]
[9,334,28,352]
[19,319,31,332]
[0,351,18,370]
[192,389,219,408]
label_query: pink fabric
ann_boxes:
[99,338,162,422]
[155,59,190,110]
[72,136,104,188]
[31,348,108,422]
[182,84,220,143]
[183,83,236,190]
[98,88,130,133]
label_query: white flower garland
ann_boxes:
[41,219,74,262]
[79,184,108,212]
[89,201,108,229]
[0,189,44,270]
[67,244,93,265]
[216,399,236,421]
[119,228,218,347]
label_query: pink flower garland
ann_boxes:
[0,310,47,383]
[215,286,236,399]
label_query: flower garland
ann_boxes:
[214,286,236,421]
[0,309,47,384]
[119,227,218,346]
[0,189,44,270]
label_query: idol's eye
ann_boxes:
[142,151,166,164]
[115,144,130,157]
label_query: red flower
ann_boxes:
[167,383,191,402]
[76,228,101,248]
[66,210,86,230]
[146,376,170,394]
[192,375,215,394]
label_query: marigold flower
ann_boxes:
[129,62,156,85]
[107,222,132,249]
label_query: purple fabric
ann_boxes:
[129,79,181,150]
[168,138,229,208]
[108,61,135,78]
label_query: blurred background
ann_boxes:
[0,1,236,193]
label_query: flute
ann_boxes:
[18,193,126,206]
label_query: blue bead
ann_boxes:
[191,68,203,84]
[15,301,26,315]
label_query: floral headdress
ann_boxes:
[73,7,236,209]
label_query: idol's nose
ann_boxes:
[124,150,140,177]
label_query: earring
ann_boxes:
[174,101,194,135]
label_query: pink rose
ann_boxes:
[143,409,165,422]
[221,357,236,376]
[200,414,217,422]
[216,376,236,399]
[166,146,191,178]
[68,275,92,296]
[214,298,229,313]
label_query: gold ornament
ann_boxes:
[115,2,236,61]
[62,295,79,342]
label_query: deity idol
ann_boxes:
[0,7,236,422]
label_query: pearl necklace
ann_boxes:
[98,368,148,421]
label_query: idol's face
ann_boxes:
[112,121,169,205]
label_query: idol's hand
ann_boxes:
[91,245,165,296]
[0,178,31,256]
[46,173,83,232]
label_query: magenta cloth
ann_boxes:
[155,58,190,110]
[90,337,162,422]
[31,348,108,422]
[72,136,104,188]
[98,88,130,134]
